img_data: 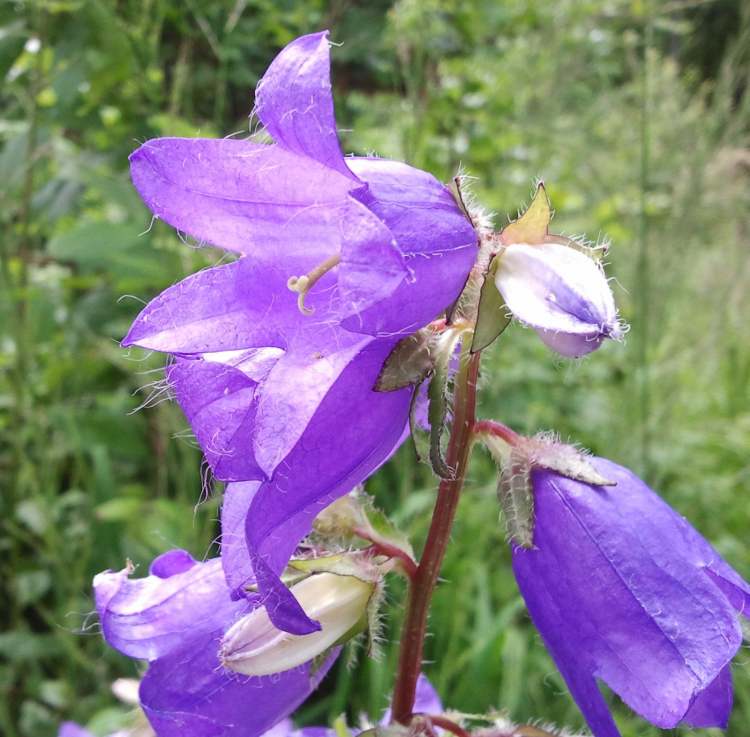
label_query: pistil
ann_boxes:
[287,253,342,315]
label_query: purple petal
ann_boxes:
[535,328,604,358]
[336,198,409,325]
[510,551,623,737]
[262,719,295,737]
[140,637,338,737]
[683,665,733,729]
[130,137,352,260]
[380,674,444,724]
[95,552,246,661]
[221,482,261,595]
[674,518,750,617]
[123,259,314,354]
[246,339,411,633]
[167,358,265,481]
[495,243,619,357]
[342,158,477,336]
[512,459,744,731]
[251,326,373,477]
[341,241,476,336]
[413,673,443,715]
[255,31,356,180]
[150,549,198,578]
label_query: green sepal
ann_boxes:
[375,328,437,392]
[497,449,535,549]
[312,492,415,561]
[470,255,511,353]
[288,554,365,579]
[427,353,454,480]
[333,715,353,737]
[360,497,415,560]
[500,182,551,245]
[531,434,615,486]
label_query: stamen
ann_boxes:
[287,253,342,315]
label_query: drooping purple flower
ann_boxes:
[128,31,477,337]
[494,242,623,357]
[512,457,750,737]
[123,257,412,634]
[95,549,339,737]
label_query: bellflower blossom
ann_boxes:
[122,29,470,629]
[512,457,750,737]
[128,31,477,338]
[475,183,624,358]
[94,549,339,737]
[123,259,412,634]
[494,242,622,357]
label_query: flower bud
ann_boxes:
[494,241,623,357]
[220,571,375,676]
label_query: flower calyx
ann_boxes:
[476,425,614,548]
[376,320,470,479]
[312,492,417,581]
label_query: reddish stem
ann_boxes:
[473,419,521,446]
[420,715,471,737]
[356,529,418,581]
[390,351,481,724]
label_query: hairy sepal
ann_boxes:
[375,326,442,392]
[498,449,535,549]
[528,434,615,486]
[312,491,415,561]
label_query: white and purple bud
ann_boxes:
[494,241,624,358]
[220,571,376,676]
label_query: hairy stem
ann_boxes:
[390,346,481,724]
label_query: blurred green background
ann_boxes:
[1,1,749,736]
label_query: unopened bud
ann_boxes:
[494,242,624,358]
[220,572,375,676]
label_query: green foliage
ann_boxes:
[1,1,748,736]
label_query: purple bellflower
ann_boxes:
[122,27,466,626]
[478,183,624,358]
[94,549,340,737]
[512,456,750,737]
[494,242,623,358]
[128,31,477,338]
[122,260,412,635]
